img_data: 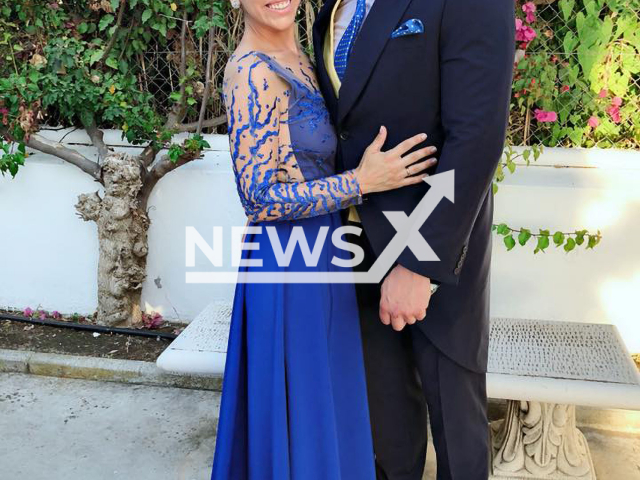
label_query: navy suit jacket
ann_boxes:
[313,0,515,372]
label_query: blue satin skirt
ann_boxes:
[211,212,375,480]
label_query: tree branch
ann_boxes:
[176,115,226,133]
[139,114,225,167]
[139,143,157,168]
[197,10,216,135]
[82,117,111,161]
[139,151,200,205]
[99,0,128,64]
[141,10,190,168]
[164,9,190,129]
[26,133,101,181]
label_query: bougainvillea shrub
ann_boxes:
[511,0,640,148]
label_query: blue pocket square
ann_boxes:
[391,18,424,38]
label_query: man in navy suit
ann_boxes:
[313,0,515,478]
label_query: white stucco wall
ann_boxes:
[1,129,638,352]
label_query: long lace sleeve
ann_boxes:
[224,55,362,223]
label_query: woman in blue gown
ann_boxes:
[211,1,438,479]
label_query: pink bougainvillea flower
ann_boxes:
[515,19,537,43]
[534,109,558,122]
[587,116,600,128]
[611,96,623,107]
[23,307,34,317]
[51,311,62,319]
[142,311,164,329]
[598,89,608,98]
[522,2,537,23]
[515,18,524,37]
[606,105,621,123]
[524,28,537,42]
[561,85,570,93]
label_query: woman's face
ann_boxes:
[241,0,301,33]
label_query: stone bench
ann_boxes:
[157,304,640,480]
[157,302,233,377]
[487,318,640,480]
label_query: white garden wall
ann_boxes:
[1,129,639,352]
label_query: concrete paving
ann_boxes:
[0,373,219,480]
[1,372,639,480]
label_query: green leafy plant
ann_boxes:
[0,0,227,326]
[493,224,602,253]
[511,0,640,147]
[492,143,601,252]
[493,144,544,195]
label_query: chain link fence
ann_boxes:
[131,3,319,134]
[133,8,241,133]
[510,0,640,148]
[41,0,640,147]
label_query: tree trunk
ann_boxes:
[75,152,149,327]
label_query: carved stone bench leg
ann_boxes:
[490,400,596,480]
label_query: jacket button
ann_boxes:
[339,131,349,141]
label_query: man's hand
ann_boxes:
[380,264,432,331]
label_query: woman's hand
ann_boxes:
[354,126,438,194]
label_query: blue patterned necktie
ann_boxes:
[334,0,367,81]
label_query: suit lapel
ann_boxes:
[313,0,339,123]
[337,0,413,124]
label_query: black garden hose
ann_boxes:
[0,313,177,341]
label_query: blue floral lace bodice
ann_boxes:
[222,51,362,223]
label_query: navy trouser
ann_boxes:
[351,230,490,480]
